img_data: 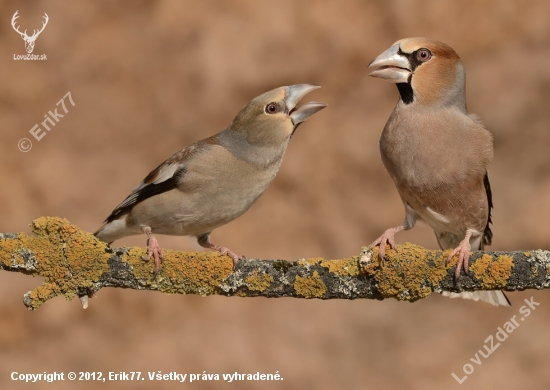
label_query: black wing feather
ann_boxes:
[104,167,187,223]
[483,171,493,246]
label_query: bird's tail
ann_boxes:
[435,231,510,307]
[440,290,511,306]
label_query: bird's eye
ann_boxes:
[265,103,279,114]
[417,48,432,62]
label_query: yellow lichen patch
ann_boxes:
[361,247,381,276]
[245,270,273,292]
[294,271,327,298]
[23,217,112,309]
[298,257,323,267]
[524,252,532,257]
[0,217,116,309]
[470,254,491,279]
[7,217,235,307]
[532,266,538,278]
[124,248,234,296]
[470,254,513,289]
[363,263,377,276]
[124,247,156,281]
[27,283,59,303]
[320,257,359,277]
[0,238,20,268]
[375,243,446,302]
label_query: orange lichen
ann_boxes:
[361,248,381,276]
[294,270,327,298]
[0,239,20,268]
[245,270,273,292]
[320,257,359,277]
[21,217,112,309]
[470,254,513,289]
[374,243,447,302]
[0,217,237,308]
[125,247,234,296]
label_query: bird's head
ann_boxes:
[229,84,326,146]
[368,37,465,109]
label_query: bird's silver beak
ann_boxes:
[286,84,327,125]
[368,44,411,84]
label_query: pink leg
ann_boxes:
[142,227,164,274]
[369,225,405,262]
[446,229,473,280]
[197,234,243,268]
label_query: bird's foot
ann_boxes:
[142,227,164,274]
[368,225,405,264]
[446,231,472,281]
[197,234,243,268]
[216,246,244,267]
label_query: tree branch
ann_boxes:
[0,217,548,310]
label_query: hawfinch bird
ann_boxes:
[367,37,509,306]
[95,85,326,272]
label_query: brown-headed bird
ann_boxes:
[366,38,509,306]
[95,85,326,272]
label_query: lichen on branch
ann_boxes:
[0,217,548,310]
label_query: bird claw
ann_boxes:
[368,226,404,264]
[447,240,471,281]
[219,247,244,267]
[142,235,164,274]
[196,234,243,269]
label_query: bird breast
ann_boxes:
[380,104,492,190]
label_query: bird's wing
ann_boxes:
[469,114,494,247]
[104,137,220,223]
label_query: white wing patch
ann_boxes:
[113,193,140,211]
[113,162,183,211]
[135,162,181,190]
[424,206,450,224]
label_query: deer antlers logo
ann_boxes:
[11,11,49,54]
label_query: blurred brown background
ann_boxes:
[1,0,549,389]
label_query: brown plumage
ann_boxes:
[367,37,509,306]
[95,85,326,272]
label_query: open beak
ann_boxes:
[368,44,411,84]
[285,84,327,126]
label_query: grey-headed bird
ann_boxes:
[95,85,326,272]
[366,37,509,306]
